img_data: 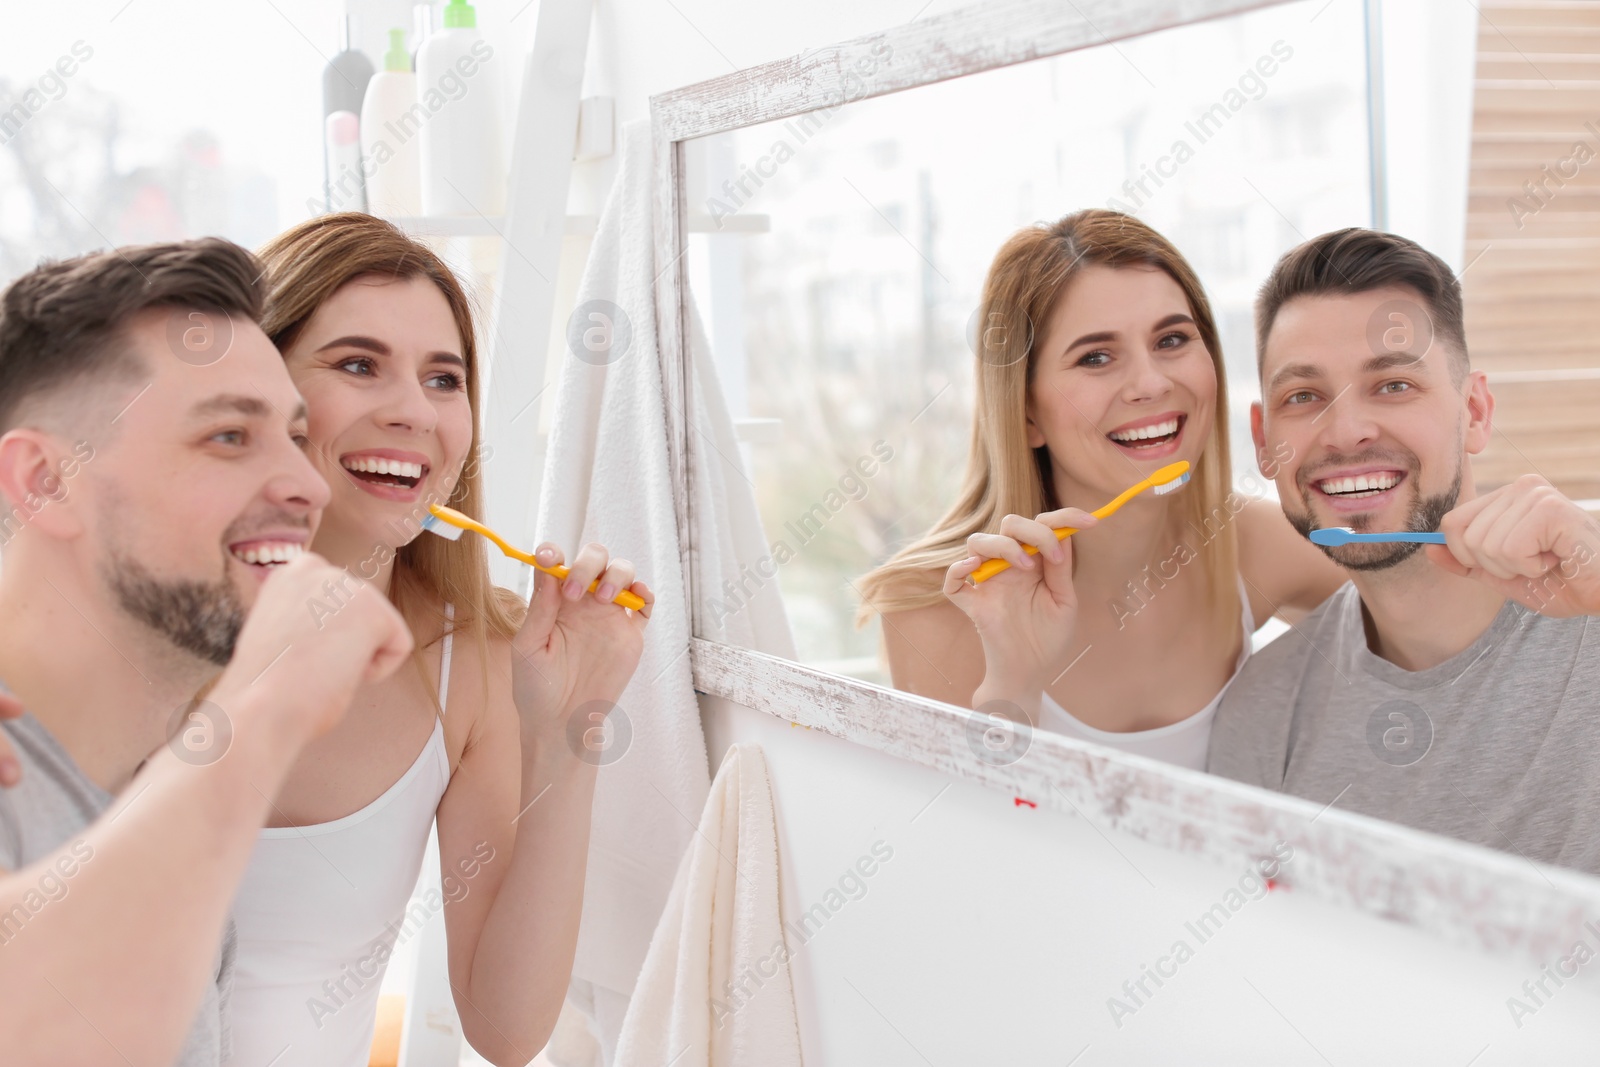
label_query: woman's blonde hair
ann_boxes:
[857,209,1239,636]
[256,213,525,681]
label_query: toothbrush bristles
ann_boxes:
[420,513,466,540]
[1309,527,1355,546]
[1152,472,1191,495]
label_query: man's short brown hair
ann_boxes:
[1255,228,1468,382]
[0,238,264,432]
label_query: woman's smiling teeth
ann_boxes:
[1317,472,1402,497]
[343,456,424,479]
[231,542,305,566]
[1108,416,1181,446]
[341,455,427,493]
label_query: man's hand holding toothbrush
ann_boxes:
[207,553,415,752]
[1425,474,1600,617]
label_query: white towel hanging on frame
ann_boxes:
[536,119,796,1061]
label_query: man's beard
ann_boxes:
[103,552,244,666]
[1287,460,1462,572]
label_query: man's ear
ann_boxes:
[1250,401,1269,471]
[0,429,84,540]
[1462,370,1494,456]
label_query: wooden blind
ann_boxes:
[1463,0,1600,502]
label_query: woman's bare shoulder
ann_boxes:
[1237,498,1346,622]
[439,625,517,767]
[879,600,984,707]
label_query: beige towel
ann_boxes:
[613,744,803,1066]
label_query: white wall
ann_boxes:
[702,694,1600,1063]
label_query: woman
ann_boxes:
[859,209,1342,769]
[225,213,652,1066]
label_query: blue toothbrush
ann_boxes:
[1310,527,1446,546]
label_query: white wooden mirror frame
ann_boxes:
[647,0,1600,971]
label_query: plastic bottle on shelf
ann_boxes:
[322,14,374,212]
[413,2,435,51]
[416,0,503,216]
[361,29,423,218]
[325,111,366,212]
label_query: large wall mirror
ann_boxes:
[653,0,1600,960]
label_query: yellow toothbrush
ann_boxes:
[422,504,648,610]
[969,461,1191,584]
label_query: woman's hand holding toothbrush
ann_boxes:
[510,541,653,766]
[945,507,1099,720]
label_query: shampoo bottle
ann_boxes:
[361,29,423,217]
[416,0,503,215]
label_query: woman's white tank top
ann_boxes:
[225,609,455,1067]
[1038,580,1255,771]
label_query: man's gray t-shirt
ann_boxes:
[0,713,234,1065]
[1209,583,1600,875]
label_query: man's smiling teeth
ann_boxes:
[1109,417,1180,443]
[231,543,305,566]
[343,457,424,479]
[1317,472,1401,496]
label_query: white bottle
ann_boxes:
[416,0,503,216]
[361,28,423,217]
[324,111,366,213]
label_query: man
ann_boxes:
[1209,228,1600,875]
[0,238,413,1065]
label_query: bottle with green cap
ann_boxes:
[417,0,503,215]
[419,0,499,214]
[361,27,423,216]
